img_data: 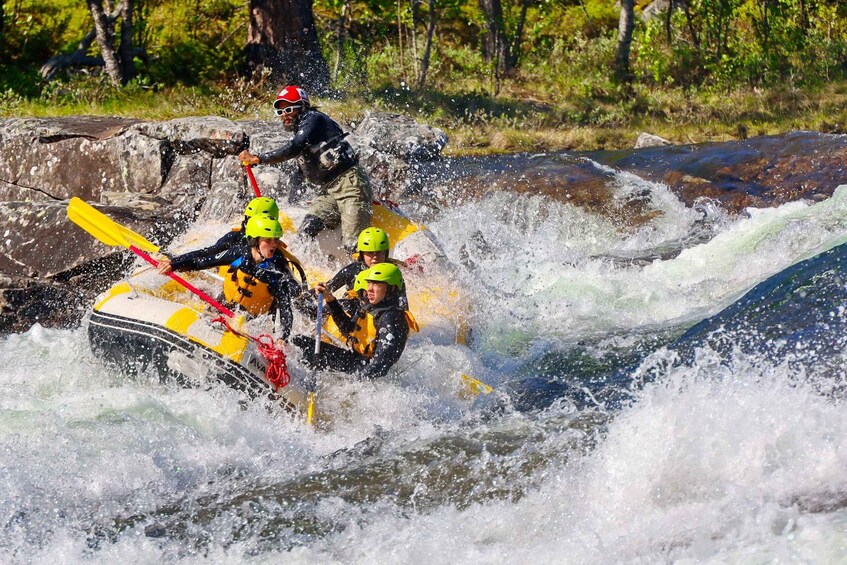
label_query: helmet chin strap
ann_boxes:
[251,240,269,261]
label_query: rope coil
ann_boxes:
[212,316,291,389]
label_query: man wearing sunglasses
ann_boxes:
[238,85,372,254]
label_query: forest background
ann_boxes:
[1,0,846,154]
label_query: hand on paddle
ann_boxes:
[238,150,260,166]
[156,255,173,274]
[314,282,335,303]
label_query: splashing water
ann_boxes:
[4,176,847,561]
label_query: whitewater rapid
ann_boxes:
[3,174,847,562]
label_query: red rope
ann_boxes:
[212,316,291,389]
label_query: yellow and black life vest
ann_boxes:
[346,308,419,358]
[222,264,275,316]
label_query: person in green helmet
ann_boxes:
[293,263,418,379]
[155,196,285,275]
[158,215,303,340]
[324,227,388,291]
[319,226,408,310]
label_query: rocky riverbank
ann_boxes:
[1,113,846,334]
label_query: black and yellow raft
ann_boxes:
[77,198,483,423]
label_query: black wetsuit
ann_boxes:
[327,260,410,310]
[168,229,247,266]
[326,261,368,293]
[257,109,356,186]
[170,246,301,340]
[293,293,410,380]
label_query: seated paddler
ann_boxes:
[157,215,303,341]
[156,197,307,285]
[322,226,408,310]
[293,263,418,380]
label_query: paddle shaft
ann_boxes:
[305,293,324,425]
[129,245,235,318]
[315,294,323,355]
[244,164,261,197]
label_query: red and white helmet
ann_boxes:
[273,86,309,109]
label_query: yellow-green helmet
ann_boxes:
[352,268,370,293]
[366,263,403,291]
[245,215,283,240]
[244,197,280,220]
[357,227,390,253]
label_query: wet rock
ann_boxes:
[0,200,172,332]
[0,116,167,201]
[594,131,847,211]
[420,153,662,227]
[634,132,673,149]
[197,156,259,222]
[353,110,447,162]
[131,116,247,158]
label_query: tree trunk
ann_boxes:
[245,0,330,93]
[417,0,437,89]
[397,0,405,80]
[682,0,701,55]
[333,0,348,80]
[117,0,136,82]
[506,0,531,70]
[614,0,635,82]
[87,0,123,86]
[479,0,510,75]
[665,0,673,43]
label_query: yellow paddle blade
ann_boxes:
[460,373,493,397]
[306,391,316,425]
[373,203,422,245]
[278,211,297,234]
[67,197,160,252]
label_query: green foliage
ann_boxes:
[0,0,846,157]
[632,0,847,89]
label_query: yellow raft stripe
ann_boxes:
[93,282,133,311]
[164,307,248,363]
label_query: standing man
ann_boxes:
[238,85,373,253]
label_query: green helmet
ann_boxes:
[366,263,403,291]
[357,227,390,253]
[245,215,283,240]
[244,197,280,220]
[352,269,370,293]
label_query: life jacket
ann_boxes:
[221,257,275,316]
[346,306,419,358]
[218,228,308,290]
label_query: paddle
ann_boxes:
[305,293,323,425]
[242,162,298,234]
[243,163,262,197]
[66,197,235,318]
[460,373,493,396]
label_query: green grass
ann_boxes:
[3,72,847,154]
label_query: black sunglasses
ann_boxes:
[275,105,302,116]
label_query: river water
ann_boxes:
[3,163,847,562]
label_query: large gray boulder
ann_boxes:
[0,112,449,333]
[0,200,170,333]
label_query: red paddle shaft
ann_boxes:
[129,245,235,318]
[244,165,261,197]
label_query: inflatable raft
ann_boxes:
[79,198,477,422]
[87,272,314,414]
